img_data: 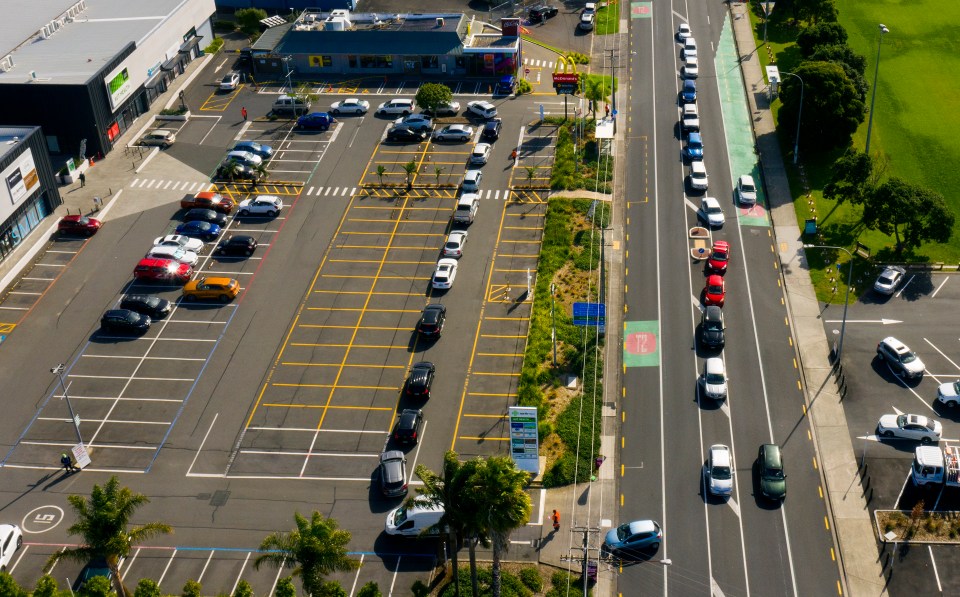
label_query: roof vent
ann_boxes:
[436,17,444,27]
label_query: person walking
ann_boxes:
[60,452,78,473]
[241,106,248,121]
[551,509,560,532]
[78,171,86,188]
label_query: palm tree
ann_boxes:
[525,166,537,188]
[376,165,386,185]
[45,476,172,597]
[409,451,479,597]
[434,166,445,186]
[254,511,357,596]
[467,456,532,597]
[403,160,418,189]
[582,76,611,121]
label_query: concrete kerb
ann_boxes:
[726,2,886,596]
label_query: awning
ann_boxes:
[179,36,203,53]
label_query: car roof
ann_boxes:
[226,235,255,243]
[739,174,755,185]
[710,444,730,464]
[104,309,132,317]
[881,336,907,351]
[761,444,782,466]
[702,196,720,208]
[412,361,434,371]
[704,305,722,321]
[712,240,729,250]
[691,161,706,172]
[196,276,234,285]
[705,357,724,375]
[688,132,702,142]
[627,520,657,535]
[381,450,404,462]
[707,274,723,284]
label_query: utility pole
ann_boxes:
[560,525,602,596]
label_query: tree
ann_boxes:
[45,476,172,597]
[80,575,116,597]
[402,161,417,189]
[823,150,873,204]
[33,575,61,597]
[415,83,453,114]
[181,580,201,597]
[525,166,537,187]
[275,577,297,597]
[581,75,616,120]
[778,61,864,151]
[808,44,868,101]
[796,21,847,57]
[465,456,532,597]
[409,452,480,597]
[861,178,955,254]
[292,82,318,108]
[236,8,267,36]
[233,580,254,597]
[0,573,26,597]
[376,165,387,185]
[794,0,838,24]
[357,581,382,597]
[434,166,444,185]
[254,511,357,597]
[133,579,161,597]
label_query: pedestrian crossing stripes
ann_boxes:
[522,58,556,69]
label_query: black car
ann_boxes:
[416,304,446,337]
[119,295,171,319]
[216,162,260,182]
[215,235,258,257]
[379,450,408,497]
[386,125,427,142]
[700,305,725,349]
[529,5,559,21]
[101,309,151,334]
[481,118,503,141]
[404,361,435,399]
[183,208,228,227]
[393,409,424,445]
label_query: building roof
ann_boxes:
[0,127,39,161]
[252,23,293,51]
[278,12,466,56]
[0,0,186,86]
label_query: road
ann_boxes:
[615,2,841,595]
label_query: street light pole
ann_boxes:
[51,364,84,446]
[802,245,854,363]
[781,71,804,164]
[864,24,890,156]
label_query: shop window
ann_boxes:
[359,55,393,69]
[348,55,358,68]
[422,56,439,69]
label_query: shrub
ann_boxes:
[411,580,430,597]
[134,579,162,597]
[213,19,236,32]
[203,37,225,54]
[565,52,590,64]
[33,576,59,597]
[519,567,544,591]
[78,576,115,597]
[182,580,202,597]
[236,8,267,36]
[233,580,254,597]
[357,582,382,597]
[317,581,347,597]
[516,79,532,95]
[275,577,296,597]
[0,573,26,597]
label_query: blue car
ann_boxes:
[496,75,516,95]
[684,131,704,160]
[603,520,662,552]
[681,79,697,103]
[296,112,335,131]
[175,220,222,241]
[233,140,273,159]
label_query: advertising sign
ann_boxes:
[2,148,39,208]
[104,64,133,110]
[509,406,540,475]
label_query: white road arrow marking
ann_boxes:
[711,577,727,597]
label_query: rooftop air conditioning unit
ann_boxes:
[324,16,346,31]
[0,55,14,72]
[330,9,350,18]
[437,17,444,27]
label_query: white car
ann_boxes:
[462,170,483,192]
[698,197,725,227]
[225,150,262,168]
[877,413,942,444]
[682,56,699,79]
[699,357,727,400]
[238,195,284,216]
[876,336,925,379]
[681,104,700,132]
[427,101,461,116]
[689,161,708,190]
[432,258,458,289]
[220,72,240,90]
[154,234,205,253]
[376,99,415,115]
[433,124,475,142]
[0,524,23,570]
[677,23,692,41]
[466,101,498,119]
[469,143,492,165]
[682,37,698,58]
[873,265,906,295]
[330,98,370,115]
[706,444,733,496]
[578,13,595,30]
[443,230,468,258]
[937,381,960,408]
[737,175,757,205]
[146,246,199,266]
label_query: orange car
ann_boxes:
[182,277,240,302]
[180,191,234,214]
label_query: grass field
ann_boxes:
[595,1,620,35]
[750,2,960,298]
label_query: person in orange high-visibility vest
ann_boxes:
[551,509,560,532]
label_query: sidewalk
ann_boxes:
[0,53,214,294]
[728,3,886,596]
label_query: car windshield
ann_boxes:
[122,312,140,323]
[704,319,721,331]
[742,182,755,192]
[616,523,631,541]
[445,242,459,250]
[706,373,725,384]
[712,465,731,480]
[142,296,160,307]
[765,465,784,479]
[708,284,722,293]
[712,251,728,262]
[394,508,409,525]
[900,351,917,364]
[878,274,895,285]
[707,205,722,214]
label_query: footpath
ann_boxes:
[728,2,886,596]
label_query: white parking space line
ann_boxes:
[923,338,960,373]
[157,549,178,589]
[230,553,252,596]
[71,395,183,403]
[82,354,207,361]
[39,416,172,425]
[241,449,380,458]
[9,544,28,573]
[896,274,916,298]
[196,550,215,584]
[929,546,943,592]
[891,369,937,413]
[932,276,950,298]
[68,374,195,381]
[121,548,139,581]
[247,426,384,434]
[20,440,157,450]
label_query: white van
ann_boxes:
[453,193,479,224]
[385,503,444,537]
[272,94,311,115]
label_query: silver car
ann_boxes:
[873,265,906,295]
[433,125,474,142]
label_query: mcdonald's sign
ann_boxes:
[552,56,580,95]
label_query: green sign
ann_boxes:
[107,68,129,94]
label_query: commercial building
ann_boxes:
[249,10,521,79]
[0,127,62,263]
[0,0,216,160]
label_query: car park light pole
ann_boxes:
[51,363,84,446]
[865,24,890,155]
[803,245,854,363]
[780,71,804,164]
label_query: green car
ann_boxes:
[759,444,786,501]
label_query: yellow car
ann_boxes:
[182,277,240,302]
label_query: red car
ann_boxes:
[708,240,730,274]
[133,258,192,284]
[58,215,102,236]
[704,274,726,307]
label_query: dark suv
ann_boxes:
[529,5,559,22]
[404,362,435,399]
[379,450,408,497]
[393,409,424,445]
[416,304,446,337]
[482,118,502,141]
[700,305,725,349]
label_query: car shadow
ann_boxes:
[870,357,923,388]
[874,437,935,455]
[89,330,146,343]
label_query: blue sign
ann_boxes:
[573,302,605,327]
